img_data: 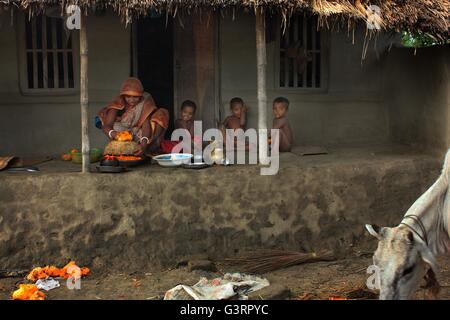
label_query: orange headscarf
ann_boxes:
[119,77,144,97]
[98,78,169,133]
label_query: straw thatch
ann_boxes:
[0,0,448,39]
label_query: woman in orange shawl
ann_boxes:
[98,78,169,155]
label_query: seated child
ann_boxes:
[272,97,293,152]
[161,100,198,154]
[222,97,247,131]
[175,100,196,137]
[221,97,248,149]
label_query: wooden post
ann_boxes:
[80,13,90,173]
[256,8,268,164]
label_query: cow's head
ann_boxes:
[365,224,440,299]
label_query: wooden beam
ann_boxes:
[256,8,268,164]
[130,22,138,77]
[80,13,90,173]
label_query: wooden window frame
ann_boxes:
[274,14,329,93]
[17,12,80,95]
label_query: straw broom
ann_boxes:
[223,249,335,274]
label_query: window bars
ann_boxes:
[280,15,321,89]
[24,15,76,90]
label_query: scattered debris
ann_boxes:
[294,292,314,300]
[11,261,90,300]
[247,283,290,300]
[0,269,29,278]
[164,273,270,300]
[12,284,45,300]
[27,261,90,281]
[324,284,378,300]
[35,278,60,291]
[223,249,335,274]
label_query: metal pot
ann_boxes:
[100,157,119,167]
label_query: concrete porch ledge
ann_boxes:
[0,145,442,271]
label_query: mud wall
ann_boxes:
[0,155,440,271]
[383,45,450,157]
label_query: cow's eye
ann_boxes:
[402,265,415,277]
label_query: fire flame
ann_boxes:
[103,155,142,161]
[117,155,142,161]
[104,155,117,161]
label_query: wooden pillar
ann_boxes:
[256,8,268,163]
[80,13,90,173]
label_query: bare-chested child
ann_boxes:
[221,97,248,149]
[175,100,196,137]
[222,97,247,131]
[272,97,293,152]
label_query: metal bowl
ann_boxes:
[152,153,193,167]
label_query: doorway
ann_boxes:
[135,14,174,136]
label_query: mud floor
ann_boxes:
[1,255,449,300]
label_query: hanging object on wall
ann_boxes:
[296,46,313,75]
[285,42,313,75]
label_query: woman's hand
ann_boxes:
[110,130,118,140]
[134,140,147,156]
[134,146,144,156]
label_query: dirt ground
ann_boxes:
[1,254,449,300]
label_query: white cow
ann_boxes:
[366,149,450,299]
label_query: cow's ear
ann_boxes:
[365,224,383,240]
[406,230,415,244]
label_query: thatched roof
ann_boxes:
[1,0,449,39]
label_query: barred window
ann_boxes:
[20,14,78,93]
[279,15,323,89]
